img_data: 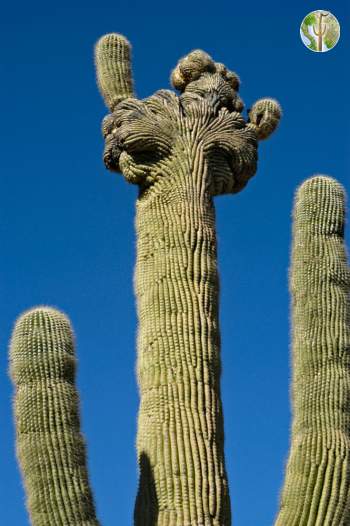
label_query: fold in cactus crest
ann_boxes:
[95,33,281,525]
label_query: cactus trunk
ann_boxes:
[134,158,230,525]
[275,176,350,525]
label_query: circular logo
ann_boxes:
[300,10,340,52]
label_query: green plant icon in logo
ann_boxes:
[300,11,340,52]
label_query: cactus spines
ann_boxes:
[247,98,282,140]
[96,34,280,524]
[275,176,350,525]
[95,33,134,111]
[10,307,99,526]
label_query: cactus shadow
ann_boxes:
[134,452,159,525]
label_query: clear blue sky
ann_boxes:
[1,1,349,524]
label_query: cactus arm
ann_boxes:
[95,33,135,111]
[247,98,281,141]
[10,307,100,526]
[274,176,350,525]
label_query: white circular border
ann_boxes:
[300,10,340,53]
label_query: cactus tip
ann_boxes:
[295,174,346,236]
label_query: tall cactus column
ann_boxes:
[275,176,350,525]
[10,307,99,526]
[95,34,281,525]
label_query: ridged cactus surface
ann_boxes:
[95,33,134,111]
[10,307,99,526]
[9,30,350,526]
[275,176,350,525]
[95,33,280,525]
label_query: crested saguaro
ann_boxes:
[95,33,281,525]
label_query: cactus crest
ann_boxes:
[95,32,281,525]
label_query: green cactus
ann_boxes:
[9,307,99,526]
[11,176,350,526]
[95,33,281,525]
[275,175,350,525]
[9,32,350,526]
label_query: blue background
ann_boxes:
[1,1,349,524]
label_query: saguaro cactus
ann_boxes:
[313,11,329,51]
[8,29,350,526]
[10,307,99,526]
[275,176,350,525]
[95,33,281,525]
[10,176,350,526]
